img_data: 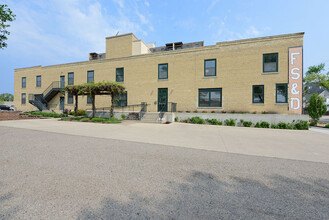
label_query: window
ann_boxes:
[22,77,26,88]
[158,63,168,79]
[116,68,124,82]
[36,75,41,87]
[114,92,127,107]
[68,72,74,85]
[67,93,73,104]
[160,48,165,51]
[60,76,65,88]
[21,93,26,105]
[87,96,92,104]
[87,70,94,83]
[199,88,222,107]
[263,53,278,72]
[204,59,216,77]
[252,85,264,103]
[276,84,288,103]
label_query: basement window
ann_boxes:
[199,88,222,107]
[252,85,264,103]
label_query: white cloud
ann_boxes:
[144,0,150,7]
[112,0,124,8]
[3,0,153,65]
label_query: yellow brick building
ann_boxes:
[14,32,304,114]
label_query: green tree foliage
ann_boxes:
[0,93,14,101]
[0,4,16,49]
[304,63,329,91]
[307,93,327,125]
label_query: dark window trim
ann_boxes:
[158,63,168,80]
[276,83,288,103]
[198,88,222,107]
[67,93,74,104]
[87,70,94,83]
[116,67,124,82]
[87,96,92,105]
[22,77,26,88]
[204,59,217,77]
[36,75,41,87]
[114,92,128,107]
[68,72,74,85]
[263,53,278,73]
[252,85,264,104]
[21,93,26,105]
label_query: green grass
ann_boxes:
[25,111,60,118]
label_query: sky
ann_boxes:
[1,0,329,94]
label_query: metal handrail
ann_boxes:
[43,81,60,98]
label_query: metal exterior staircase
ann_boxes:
[29,81,62,111]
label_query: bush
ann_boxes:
[243,121,253,127]
[188,116,205,124]
[61,117,70,121]
[221,111,226,113]
[70,117,82,120]
[121,114,127,120]
[325,124,329,128]
[80,118,90,122]
[206,118,222,125]
[91,117,108,122]
[202,111,207,113]
[262,111,268,114]
[254,122,260,128]
[307,93,327,125]
[69,110,86,116]
[224,118,236,126]
[193,110,198,113]
[294,120,309,130]
[59,113,68,118]
[271,123,277,129]
[277,122,288,129]
[260,121,270,128]
[175,116,179,122]
[252,111,257,114]
[231,110,236,114]
[211,111,216,113]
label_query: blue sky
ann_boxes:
[1,0,329,94]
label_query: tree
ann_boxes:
[63,85,82,116]
[0,4,16,49]
[307,93,327,125]
[100,81,126,118]
[304,63,329,91]
[0,93,14,101]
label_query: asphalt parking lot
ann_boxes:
[0,120,329,219]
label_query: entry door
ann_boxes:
[60,76,65,88]
[60,97,64,110]
[158,88,168,112]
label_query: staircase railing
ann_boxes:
[43,81,60,98]
[28,94,48,111]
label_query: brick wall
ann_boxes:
[0,111,22,121]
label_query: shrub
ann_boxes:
[193,110,198,113]
[231,110,236,114]
[59,113,68,118]
[262,111,268,114]
[186,111,190,113]
[121,114,127,120]
[241,112,247,114]
[243,121,253,127]
[294,120,309,130]
[106,117,121,123]
[221,111,226,113]
[254,122,261,128]
[175,116,179,122]
[325,124,329,128]
[271,123,277,129]
[188,116,205,124]
[252,111,257,114]
[69,110,86,116]
[80,118,90,122]
[211,111,216,113]
[70,117,82,120]
[61,117,69,121]
[206,118,222,125]
[260,121,270,128]
[277,122,288,129]
[224,118,236,126]
[307,93,327,125]
[202,111,207,113]
[91,117,108,122]
[178,111,183,113]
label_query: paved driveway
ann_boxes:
[0,120,329,219]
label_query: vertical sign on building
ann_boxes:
[288,47,303,114]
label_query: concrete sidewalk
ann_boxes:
[0,119,328,163]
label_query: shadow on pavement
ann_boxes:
[77,171,329,219]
